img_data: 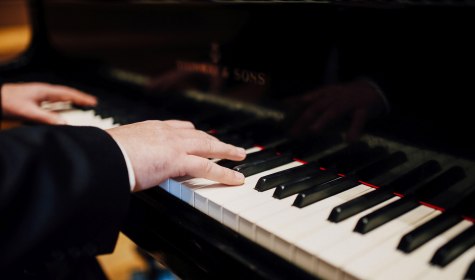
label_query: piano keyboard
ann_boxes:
[53,103,475,280]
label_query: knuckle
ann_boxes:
[182,120,195,128]
[203,160,214,174]
[205,139,215,153]
[148,120,163,127]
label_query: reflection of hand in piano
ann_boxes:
[288,79,387,142]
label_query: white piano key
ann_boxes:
[158,180,169,192]
[192,162,300,223]
[189,178,217,213]
[334,206,438,280]
[220,162,303,229]
[169,176,193,198]
[95,116,115,129]
[221,188,276,231]
[238,182,372,252]
[168,147,263,205]
[41,100,73,111]
[58,109,119,130]
[257,184,375,257]
[415,245,475,280]
[373,219,472,280]
[271,194,400,262]
[291,204,434,280]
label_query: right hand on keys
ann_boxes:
[106,120,247,192]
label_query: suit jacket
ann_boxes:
[0,125,131,279]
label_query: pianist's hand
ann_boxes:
[106,120,247,192]
[289,79,388,142]
[1,82,97,124]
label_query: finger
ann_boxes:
[27,108,66,125]
[291,98,333,135]
[185,138,246,161]
[308,107,342,134]
[41,85,97,106]
[162,119,195,129]
[176,128,220,142]
[299,88,326,102]
[182,156,245,185]
[346,109,369,142]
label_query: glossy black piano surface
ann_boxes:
[3,0,475,279]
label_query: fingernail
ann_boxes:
[234,171,245,184]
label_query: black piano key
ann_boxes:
[217,134,254,149]
[215,120,278,146]
[412,166,466,200]
[254,162,320,192]
[233,153,294,177]
[293,177,358,208]
[328,160,442,223]
[398,212,463,253]
[273,171,339,199]
[275,133,343,161]
[398,189,475,253]
[213,117,265,134]
[392,160,442,194]
[464,259,475,280]
[328,190,394,223]
[333,146,389,174]
[260,136,289,150]
[352,151,408,181]
[317,141,370,168]
[217,149,276,169]
[425,179,475,211]
[354,166,465,234]
[354,197,420,234]
[431,224,475,267]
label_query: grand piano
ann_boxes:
[3,0,475,279]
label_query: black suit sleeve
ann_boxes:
[0,125,131,269]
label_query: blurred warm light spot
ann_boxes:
[0,0,32,64]
[0,25,31,63]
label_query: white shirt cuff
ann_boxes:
[114,141,136,191]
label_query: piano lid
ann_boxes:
[8,0,475,159]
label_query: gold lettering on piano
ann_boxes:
[177,61,267,86]
[233,69,267,86]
